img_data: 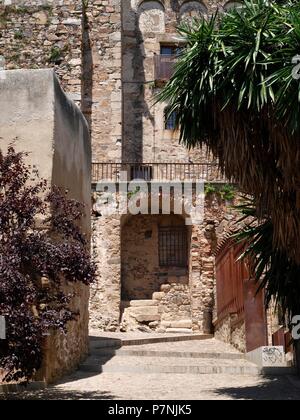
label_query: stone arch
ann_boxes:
[135,0,165,9]
[138,0,166,33]
[223,1,244,12]
[179,1,208,22]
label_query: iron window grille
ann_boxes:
[159,226,188,267]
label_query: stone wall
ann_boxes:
[90,213,121,332]
[122,0,208,162]
[214,316,246,353]
[159,283,191,326]
[0,0,242,162]
[121,0,241,163]
[0,0,83,105]
[89,188,242,333]
[189,193,240,333]
[0,69,91,383]
[0,0,122,160]
[82,0,122,161]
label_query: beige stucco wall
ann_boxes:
[0,68,91,383]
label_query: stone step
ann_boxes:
[134,314,160,322]
[92,348,245,360]
[129,306,159,316]
[89,338,122,350]
[80,356,260,376]
[129,300,159,307]
[165,328,193,334]
[124,305,160,323]
[152,292,164,301]
[89,333,213,349]
[161,320,193,329]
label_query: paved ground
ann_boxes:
[1,373,300,400]
[1,335,300,400]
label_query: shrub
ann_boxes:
[0,147,95,383]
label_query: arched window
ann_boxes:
[138,0,165,33]
[179,1,207,22]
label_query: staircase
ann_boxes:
[121,289,193,333]
[80,336,261,376]
[123,299,161,324]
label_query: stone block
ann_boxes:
[246,346,286,368]
[166,328,193,334]
[135,315,161,323]
[161,284,171,293]
[152,292,165,301]
[131,306,159,316]
[130,300,159,307]
[169,320,193,329]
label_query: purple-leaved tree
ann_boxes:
[0,146,95,383]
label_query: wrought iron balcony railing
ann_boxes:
[154,55,177,82]
[92,162,227,183]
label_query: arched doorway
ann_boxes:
[121,213,190,302]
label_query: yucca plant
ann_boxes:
[158,0,300,264]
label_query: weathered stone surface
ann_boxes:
[135,315,161,323]
[152,292,165,301]
[131,306,159,317]
[0,1,83,107]
[130,300,159,307]
[166,328,193,334]
[214,316,246,354]
[169,320,193,329]
[89,214,121,332]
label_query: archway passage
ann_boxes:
[121,214,190,301]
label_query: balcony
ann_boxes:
[92,162,227,183]
[154,55,177,83]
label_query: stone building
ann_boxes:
[86,0,244,334]
[0,0,246,336]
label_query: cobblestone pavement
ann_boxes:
[0,372,300,400]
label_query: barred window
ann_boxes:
[160,45,183,57]
[159,226,188,267]
[165,110,177,130]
